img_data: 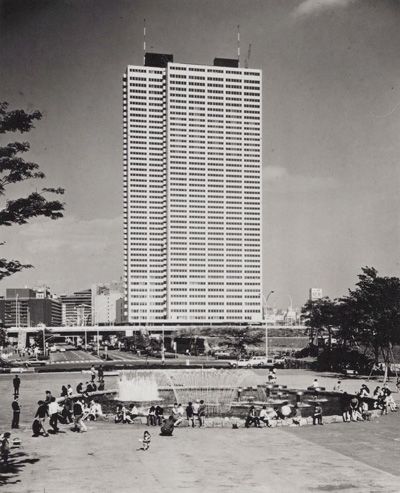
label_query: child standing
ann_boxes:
[140,431,151,451]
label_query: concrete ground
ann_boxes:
[1,370,400,492]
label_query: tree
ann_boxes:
[0,327,7,347]
[0,102,64,280]
[301,297,338,349]
[218,326,265,357]
[340,267,400,372]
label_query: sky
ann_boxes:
[1,0,399,308]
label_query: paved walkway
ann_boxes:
[1,369,399,492]
[2,416,400,493]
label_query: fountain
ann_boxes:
[116,368,253,415]
[105,369,350,419]
[118,371,161,402]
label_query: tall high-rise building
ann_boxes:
[123,53,262,326]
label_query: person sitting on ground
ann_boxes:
[171,403,180,425]
[358,384,370,398]
[91,382,97,392]
[114,405,124,424]
[245,405,260,428]
[385,389,398,412]
[85,400,103,421]
[128,404,139,422]
[85,381,93,393]
[373,386,381,398]
[160,415,176,436]
[186,401,195,428]
[139,430,151,450]
[375,391,387,414]
[67,385,73,397]
[312,378,320,389]
[76,382,83,394]
[61,385,68,397]
[292,406,303,425]
[359,399,371,420]
[312,404,323,425]
[98,380,105,391]
[258,405,271,427]
[280,401,292,419]
[147,406,156,426]
[349,397,363,421]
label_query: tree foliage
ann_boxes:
[301,267,400,367]
[301,297,337,349]
[0,102,65,280]
[340,267,400,364]
[217,326,265,356]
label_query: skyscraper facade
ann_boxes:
[123,54,262,326]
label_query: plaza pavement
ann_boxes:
[1,369,400,492]
[2,416,400,493]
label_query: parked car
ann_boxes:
[229,359,253,368]
[248,356,276,368]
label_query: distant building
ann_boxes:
[115,297,127,325]
[60,289,92,326]
[91,281,124,325]
[0,288,62,327]
[309,288,323,301]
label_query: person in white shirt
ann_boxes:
[192,400,200,423]
[258,405,271,427]
[312,379,319,389]
[48,397,61,433]
[172,403,183,426]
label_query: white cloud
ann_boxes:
[292,0,357,18]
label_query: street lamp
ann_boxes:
[264,290,275,357]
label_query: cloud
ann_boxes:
[263,165,337,193]
[292,0,357,18]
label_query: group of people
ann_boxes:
[244,401,313,428]
[113,400,207,430]
[31,389,105,436]
[333,381,398,422]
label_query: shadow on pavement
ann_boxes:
[0,450,40,487]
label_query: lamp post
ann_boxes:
[264,290,275,357]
